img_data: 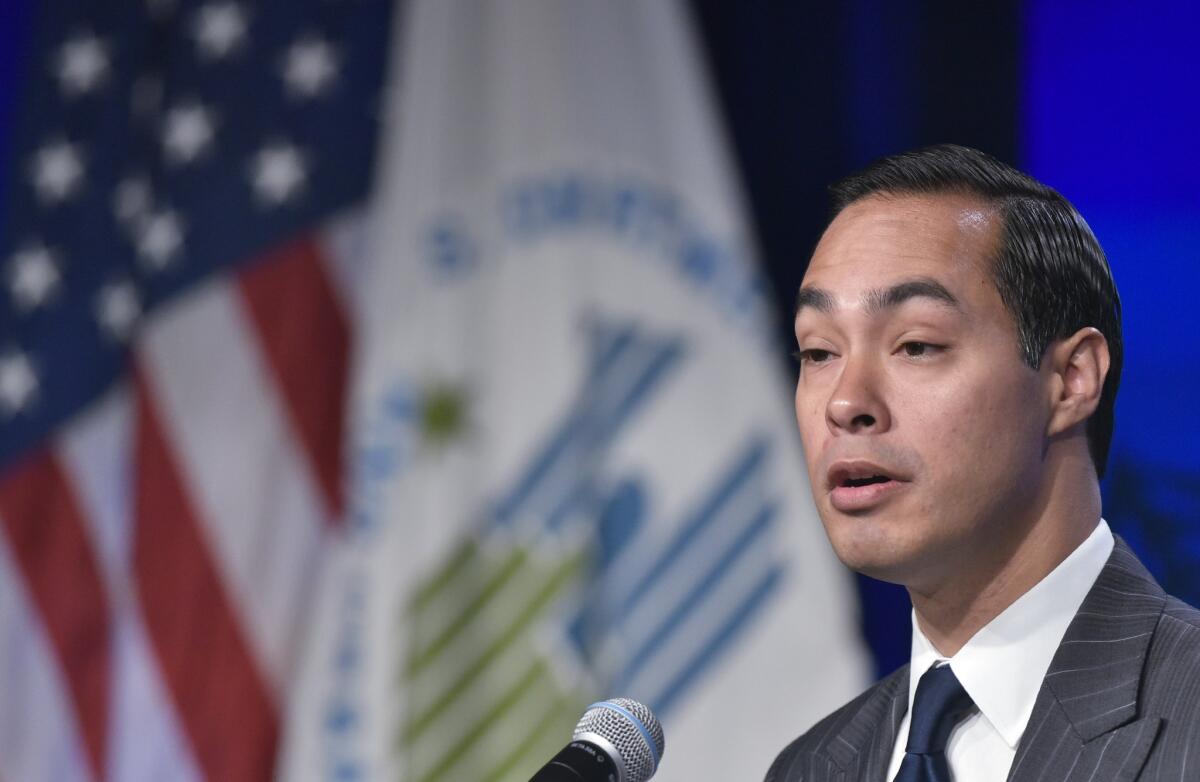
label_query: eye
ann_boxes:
[793,348,834,365]
[899,341,943,358]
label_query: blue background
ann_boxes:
[1028,1,1200,654]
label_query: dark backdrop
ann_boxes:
[690,0,1200,679]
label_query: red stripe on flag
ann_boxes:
[0,449,110,780]
[237,235,350,519]
[132,366,278,782]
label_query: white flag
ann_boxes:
[280,2,870,780]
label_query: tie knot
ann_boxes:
[905,664,975,755]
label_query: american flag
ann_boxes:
[0,1,393,780]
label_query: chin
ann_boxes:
[835,549,916,585]
[822,512,925,585]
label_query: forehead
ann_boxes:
[803,193,1000,297]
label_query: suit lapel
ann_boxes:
[822,666,908,781]
[1007,538,1164,781]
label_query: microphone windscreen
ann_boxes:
[572,698,664,782]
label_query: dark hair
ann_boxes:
[828,144,1122,477]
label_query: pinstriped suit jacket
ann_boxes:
[765,537,1200,781]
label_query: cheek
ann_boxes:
[793,386,831,495]
[794,384,827,455]
[905,365,1044,496]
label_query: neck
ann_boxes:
[907,452,1102,658]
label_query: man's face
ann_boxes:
[794,193,1052,591]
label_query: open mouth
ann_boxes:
[828,464,899,490]
[826,463,906,511]
[841,475,891,488]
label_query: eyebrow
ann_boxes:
[794,277,962,317]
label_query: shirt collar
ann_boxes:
[905,519,1115,748]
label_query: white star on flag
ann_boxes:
[55,33,110,97]
[249,141,307,206]
[162,102,217,165]
[30,139,85,204]
[191,1,249,60]
[7,243,61,312]
[135,208,186,270]
[282,35,340,99]
[0,350,37,416]
[95,281,141,341]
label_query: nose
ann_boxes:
[826,354,890,435]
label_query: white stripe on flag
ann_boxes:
[55,387,134,602]
[140,279,331,692]
[106,611,205,782]
[57,388,204,782]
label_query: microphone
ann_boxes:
[529,697,665,782]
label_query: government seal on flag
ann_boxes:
[278,2,870,781]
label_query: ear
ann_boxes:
[1046,327,1110,437]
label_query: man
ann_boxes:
[766,145,1200,781]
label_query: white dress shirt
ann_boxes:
[885,519,1115,782]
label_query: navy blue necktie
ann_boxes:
[892,664,975,782]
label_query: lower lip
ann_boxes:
[830,480,906,512]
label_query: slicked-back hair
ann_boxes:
[827,144,1122,477]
